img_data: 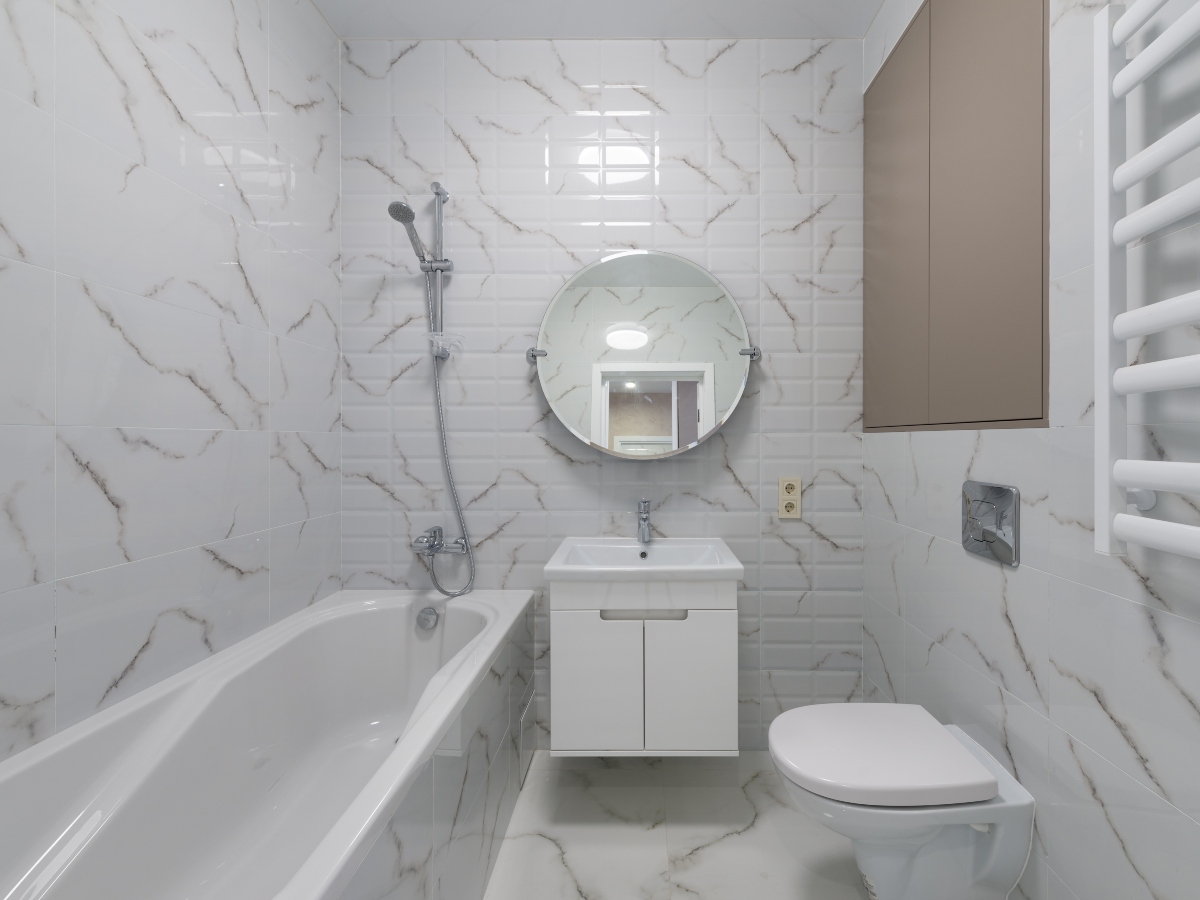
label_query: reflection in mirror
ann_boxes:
[535,251,752,460]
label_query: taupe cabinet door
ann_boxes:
[864,4,930,429]
[929,0,1045,423]
[864,0,1046,429]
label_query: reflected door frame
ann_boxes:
[591,362,716,453]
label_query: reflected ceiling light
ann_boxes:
[605,323,649,350]
[625,382,637,389]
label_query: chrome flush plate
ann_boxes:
[962,481,1020,568]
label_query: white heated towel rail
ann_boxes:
[1095,0,1200,560]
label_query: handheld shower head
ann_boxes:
[388,200,428,263]
[387,200,414,223]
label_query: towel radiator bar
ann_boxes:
[1095,0,1200,560]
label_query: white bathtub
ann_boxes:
[0,589,534,900]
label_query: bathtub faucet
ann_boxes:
[412,526,469,557]
[637,499,652,545]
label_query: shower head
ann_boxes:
[388,200,428,263]
[388,200,415,224]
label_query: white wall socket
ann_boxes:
[778,477,802,519]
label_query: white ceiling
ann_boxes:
[314,0,886,41]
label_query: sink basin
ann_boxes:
[545,537,744,582]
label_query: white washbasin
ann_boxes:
[545,537,744,582]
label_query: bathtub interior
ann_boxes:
[0,595,492,900]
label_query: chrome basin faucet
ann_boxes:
[637,499,652,544]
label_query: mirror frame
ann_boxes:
[534,250,753,460]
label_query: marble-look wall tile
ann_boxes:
[1044,723,1200,900]
[270,336,340,431]
[0,582,55,759]
[56,123,273,329]
[271,431,340,526]
[341,41,445,118]
[268,0,339,79]
[55,531,269,729]
[0,0,54,111]
[55,427,270,578]
[270,242,341,352]
[1046,425,1200,624]
[268,142,342,269]
[99,0,269,125]
[863,597,902,703]
[1049,264,1094,427]
[56,276,270,430]
[904,534,1050,714]
[0,258,55,426]
[268,514,341,621]
[0,426,55,595]
[1049,577,1200,821]
[0,89,54,268]
[1048,104,1092,282]
[267,41,339,186]
[56,0,270,224]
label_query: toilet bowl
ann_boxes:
[769,704,1034,900]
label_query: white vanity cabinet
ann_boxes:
[545,536,743,757]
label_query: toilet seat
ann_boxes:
[769,704,999,807]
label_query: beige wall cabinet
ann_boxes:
[863,0,1047,430]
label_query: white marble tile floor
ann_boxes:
[483,751,867,900]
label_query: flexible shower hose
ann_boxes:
[424,272,475,597]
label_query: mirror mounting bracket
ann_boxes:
[740,346,762,361]
[526,347,548,364]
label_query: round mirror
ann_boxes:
[535,251,752,459]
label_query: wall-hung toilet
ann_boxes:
[769,704,1034,900]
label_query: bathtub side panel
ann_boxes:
[430,608,527,900]
[337,759,434,900]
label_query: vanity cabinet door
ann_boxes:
[550,611,644,751]
[644,611,737,752]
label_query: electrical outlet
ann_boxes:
[778,477,802,519]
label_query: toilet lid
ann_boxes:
[769,704,999,807]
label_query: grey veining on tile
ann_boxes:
[0,0,54,111]
[0,426,55,595]
[0,582,55,760]
[55,530,269,728]
[0,88,54,269]
[55,123,274,329]
[269,513,341,621]
[100,0,269,125]
[56,275,270,430]
[55,426,270,578]
[0,258,54,426]
[482,752,866,900]
[56,0,270,224]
